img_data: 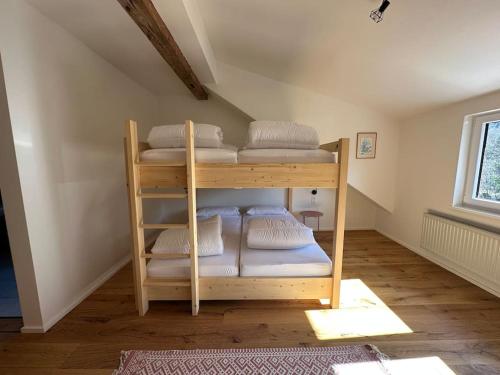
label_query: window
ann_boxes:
[462,112,500,214]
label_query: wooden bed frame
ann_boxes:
[125,120,349,316]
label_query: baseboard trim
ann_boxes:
[20,325,45,334]
[376,228,500,299]
[22,254,131,334]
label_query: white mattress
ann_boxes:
[141,145,238,163]
[238,149,336,163]
[240,213,332,277]
[147,216,241,278]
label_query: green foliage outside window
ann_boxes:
[477,121,500,202]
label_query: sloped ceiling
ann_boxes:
[25,0,500,120]
[197,0,500,119]
[26,0,192,96]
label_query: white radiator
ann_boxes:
[421,213,500,293]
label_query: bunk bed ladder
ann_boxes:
[125,120,149,316]
[185,120,199,316]
[125,120,199,317]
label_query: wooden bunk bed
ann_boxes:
[125,120,349,316]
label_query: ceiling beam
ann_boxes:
[117,0,208,100]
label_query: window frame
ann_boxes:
[462,112,500,213]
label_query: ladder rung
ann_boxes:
[141,223,188,229]
[139,192,187,199]
[138,161,186,167]
[141,252,190,259]
[144,278,191,287]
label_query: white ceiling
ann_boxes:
[26,0,190,96]
[197,0,500,119]
[26,0,500,120]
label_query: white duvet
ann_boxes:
[240,214,331,277]
[151,215,223,256]
[148,216,241,278]
[140,145,237,163]
[245,121,320,150]
[147,123,223,149]
[246,215,315,249]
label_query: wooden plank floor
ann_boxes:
[1,230,499,374]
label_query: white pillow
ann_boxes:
[151,215,223,257]
[147,124,223,149]
[246,206,288,216]
[245,121,319,150]
[197,206,240,217]
[247,216,315,249]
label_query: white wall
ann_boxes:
[158,93,251,147]
[0,56,43,329]
[202,187,377,231]
[376,89,500,250]
[155,93,378,230]
[292,187,377,231]
[0,0,159,331]
[207,63,400,213]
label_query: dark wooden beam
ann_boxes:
[117,0,208,100]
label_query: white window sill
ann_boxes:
[452,204,500,220]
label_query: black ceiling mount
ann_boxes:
[370,0,391,23]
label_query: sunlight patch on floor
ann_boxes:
[333,356,455,375]
[383,356,456,375]
[332,359,387,374]
[305,279,412,340]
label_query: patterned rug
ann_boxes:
[113,345,390,374]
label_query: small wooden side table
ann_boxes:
[299,210,323,231]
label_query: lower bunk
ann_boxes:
[143,208,334,304]
[146,277,332,301]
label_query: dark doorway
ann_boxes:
[0,191,21,317]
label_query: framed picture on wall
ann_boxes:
[356,132,377,159]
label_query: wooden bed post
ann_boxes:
[125,120,149,315]
[185,120,200,316]
[331,138,349,309]
[287,188,293,211]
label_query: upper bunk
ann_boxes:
[125,120,349,189]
